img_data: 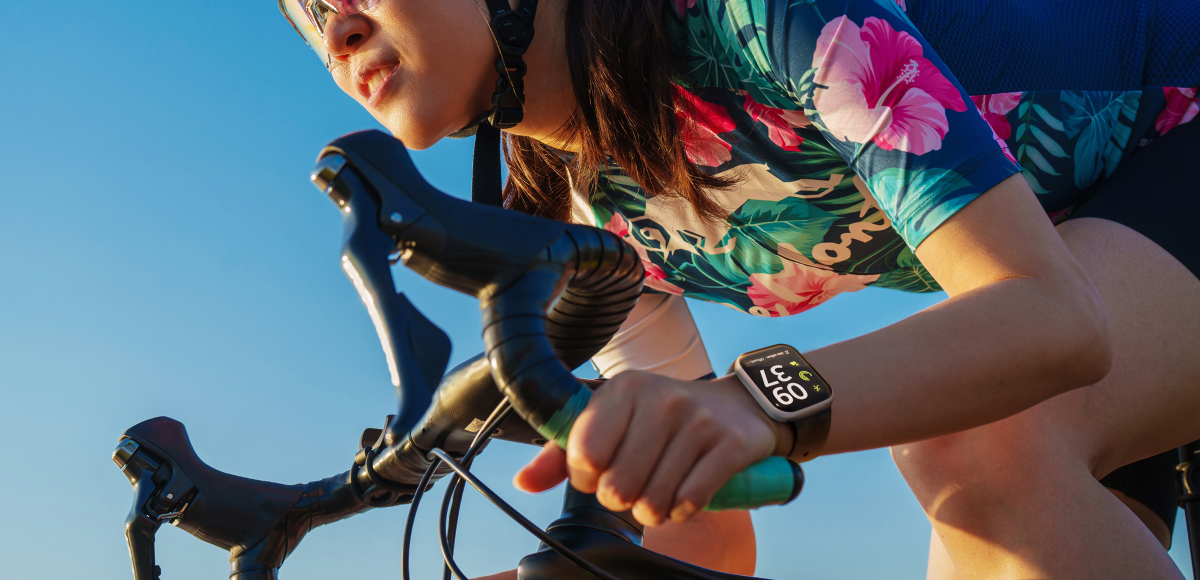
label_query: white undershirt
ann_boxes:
[591,294,715,381]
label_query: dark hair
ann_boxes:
[503,0,735,222]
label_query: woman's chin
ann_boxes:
[381,114,456,151]
[396,132,440,151]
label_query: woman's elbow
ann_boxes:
[1052,273,1113,390]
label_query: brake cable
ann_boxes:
[431,448,622,580]
[442,401,515,580]
[402,400,512,580]
[396,394,621,580]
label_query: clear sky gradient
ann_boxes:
[0,2,1192,579]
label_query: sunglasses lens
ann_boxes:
[280,0,382,68]
[331,0,380,13]
[280,0,333,67]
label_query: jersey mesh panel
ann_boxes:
[908,0,1199,94]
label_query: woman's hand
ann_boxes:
[514,372,793,527]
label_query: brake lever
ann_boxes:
[313,131,569,299]
[313,151,452,442]
[113,437,191,580]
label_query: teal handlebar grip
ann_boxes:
[536,389,805,511]
[705,456,804,511]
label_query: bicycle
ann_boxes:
[112,130,1200,580]
[113,129,803,580]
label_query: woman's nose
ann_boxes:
[323,12,373,63]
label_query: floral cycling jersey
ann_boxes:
[570,0,1200,318]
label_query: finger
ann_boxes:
[592,389,689,513]
[630,411,717,526]
[566,377,637,494]
[513,441,568,493]
[670,438,762,523]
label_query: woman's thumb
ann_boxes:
[513,441,569,493]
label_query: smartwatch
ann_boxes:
[732,344,833,462]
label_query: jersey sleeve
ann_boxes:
[723,0,1023,249]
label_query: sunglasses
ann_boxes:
[279,0,383,69]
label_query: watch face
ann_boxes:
[739,346,831,414]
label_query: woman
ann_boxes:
[283,0,1200,577]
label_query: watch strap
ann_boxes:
[789,407,831,463]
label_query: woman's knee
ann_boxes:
[892,414,1088,516]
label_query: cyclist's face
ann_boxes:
[320,0,498,149]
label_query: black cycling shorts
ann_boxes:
[1067,118,1200,541]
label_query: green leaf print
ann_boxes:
[866,166,976,245]
[672,0,794,109]
[1031,104,1065,132]
[731,198,841,257]
[675,19,746,90]
[1029,126,1068,159]
[870,247,942,293]
[786,67,818,107]
[598,171,651,217]
[1061,91,1140,190]
[1020,168,1052,196]
[705,235,783,286]
[1014,97,1071,194]
[1022,145,1060,176]
[714,0,771,66]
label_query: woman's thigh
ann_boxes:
[907,119,1200,580]
[1049,216,1200,476]
[898,218,1199,579]
[896,216,1200,505]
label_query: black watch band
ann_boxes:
[789,407,832,463]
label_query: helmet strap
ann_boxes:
[471,123,505,206]
[459,0,539,207]
[482,0,538,130]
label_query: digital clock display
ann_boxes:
[738,345,832,414]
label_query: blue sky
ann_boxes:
[0,2,1192,579]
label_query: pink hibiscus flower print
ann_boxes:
[673,0,696,16]
[746,248,880,317]
[1156,87,1199,135]
[971,93,1021,164]
[743,92,810,152]
[894,0,907,11]
[603,213,685,295]
[811,16,967,155]
[970,92,1022,139]
[675,87,737,167]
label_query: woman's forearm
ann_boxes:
[808,272,1111,455]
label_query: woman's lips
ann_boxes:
[366,64,399,107]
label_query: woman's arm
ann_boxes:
[808,173,1111,452]
[518,173,1112,525]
